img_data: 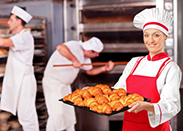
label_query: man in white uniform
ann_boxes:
[0,6,39,131]
[43,37,114,131]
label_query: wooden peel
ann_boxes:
[53,61,128,67]
[0,19,9,27]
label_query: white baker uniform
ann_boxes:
[113,53,182,128]
[43,41,92,131]
[0,29,39,131]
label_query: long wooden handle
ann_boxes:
[0,20,9,27]
[53,61,128,67]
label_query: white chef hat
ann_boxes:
[133,8,173,36]
[82,37,104,52]
[11,5,32,23]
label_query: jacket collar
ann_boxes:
[147,52,169,61]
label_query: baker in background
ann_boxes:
[113,8,182,131]
[0,6,39,131]
[42,37,114,131]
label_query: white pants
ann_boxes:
[43,77,76,131]
[46,115,75,131]
[17,74,39,131]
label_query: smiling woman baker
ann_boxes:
[113,8,182,131]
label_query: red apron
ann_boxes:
[122,56,171,131]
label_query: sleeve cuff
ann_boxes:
[148,103,161,128]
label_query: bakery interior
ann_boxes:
[0,0,183,131]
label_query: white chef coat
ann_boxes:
[0,29,39,131]
[43,40,92,131]
[44,40,92,85]
[114,53,182,128]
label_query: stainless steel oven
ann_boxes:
[64,0,156,131]
[63,0,177,131]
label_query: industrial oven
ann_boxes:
[63,0,178,131]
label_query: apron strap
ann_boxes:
[156,58,172,78]
[130,56,146,75]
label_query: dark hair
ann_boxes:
[16,15,27,26]
[10,7,27,26]
[10,13,27,26]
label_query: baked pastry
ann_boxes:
[84,97,99,108]
[95,84,112,95]
[0,48,8,55]
[109,100,124,111]
[88,86,103,96]
[72,89,81,95]
[62,84,145,115]
[128,93,144,102]
[113,88,127,98]
[108,92,120,101]
[95,94,109,104]
[71,93,85,107]
[80,89,92,99]
[63,94,72,101]
[119,96,135,107]
[99,103,113,114]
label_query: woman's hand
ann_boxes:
[127,101,155,113]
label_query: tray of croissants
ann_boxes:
[60,84,151,116]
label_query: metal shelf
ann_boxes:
[103,43,148,53]
[79,1,156,10]
[109,65,126,74]
[79,22,140,32]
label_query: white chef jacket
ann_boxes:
[0,29,39,131]
[44,40,92,85]
[113,53,182,128]
[43,40,93,131]
[11,29,34,74]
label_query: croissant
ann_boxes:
[119,96,134,107]
[84,97,99,108]
[90,105,100,113]
[95,94,109,104]
[108,92,120,101]
[128,93,144,102]
[99,103,113,114]
[63,94,72,101]
[95,84,112,95]
[72,89,81,95]
[80,89,92,99]
[63,85,145,115]
[88,86,103,96]
[113,88,127,97]
[110,100,124,111]
[71,93,85,107]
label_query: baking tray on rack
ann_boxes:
[59,97,151,116]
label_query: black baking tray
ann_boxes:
[59,97,151,116]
